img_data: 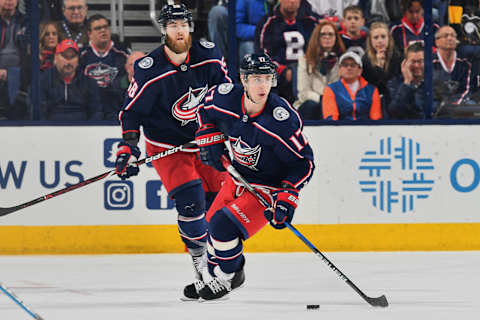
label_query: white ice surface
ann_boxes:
[1,252,479,320]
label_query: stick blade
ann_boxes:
[367,294,389,308]
[0,206,20,217]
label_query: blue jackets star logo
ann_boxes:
[172,86,209,126]
[232,137,262,171]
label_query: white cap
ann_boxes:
[339,51,362,67]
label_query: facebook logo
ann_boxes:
[104,138,153,168]
[104,138,123,168]
[146,180,175,210]
[104,180,134,210]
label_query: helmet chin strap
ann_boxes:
[244,83,260,105]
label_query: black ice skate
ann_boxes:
[182,279,205,300]
[199,267,245,301]
[181,252,207,301]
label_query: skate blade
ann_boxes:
[180,296,200,302]
[198,295,230,303]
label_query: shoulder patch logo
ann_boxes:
[200,40,215,49]
[273,106,290,121]
[138,57,153,69]
[218,83,234,95]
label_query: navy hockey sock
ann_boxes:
[209,209,245,274]
[175,184,208,252]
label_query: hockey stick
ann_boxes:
[220,155,389,308]
[0,141,197,217]
[0,282,44,319]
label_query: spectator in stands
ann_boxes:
[433,0,448,26]
[295,20,344,120]
[0,0,28,120]
[387,42,434,119]
[322,51,382,120]
[236,0,273,60]
[433,25,472,105]
[208,0,228,59]
[255,0,320,103]
[39,39,102,120]
[362,21,403,110]
[121,50,144,91]
[40,0,63,21]
[308,0,359,20]
[81,14,128,120]
[40,21,59,71]
[363,0,390,25]
[391,0,439,53]
[339,5,367,56]
[58,0,89,49]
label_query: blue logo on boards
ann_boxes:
[104,180,134,210]
[103,138,153,168]
[146,180,175,209]
[104,138,123,168]
[359,137,435,213]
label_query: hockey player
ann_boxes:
[114,3,231,300]
[191,53,315,300]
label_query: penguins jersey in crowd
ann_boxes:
[197,83,315,191]
[119,40,231,147]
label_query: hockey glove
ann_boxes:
[115,141,141,180]
[264,187,299,230]
[195,124,226,172]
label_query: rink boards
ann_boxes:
[1,125,480,254]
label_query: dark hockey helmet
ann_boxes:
[158,3,193,31]
[240,53,277,86]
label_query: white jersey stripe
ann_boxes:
[124,69,178,111]
[203,104,241,119]
[252,122,304,159]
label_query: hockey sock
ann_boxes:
[209,209,245,274]
[175,184,208,252]
[206,236,218,277]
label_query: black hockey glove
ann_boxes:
[195,124,227,172]
[115,141,141,180]
[264,187,299,229]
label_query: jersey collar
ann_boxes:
[163,45,191,68]
[241,93,267,118]
[89,40,114,58]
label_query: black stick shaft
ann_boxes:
[0,141,197,217]
[221,156,388,308]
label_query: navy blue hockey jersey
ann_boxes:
[119,40,231,147]
[391,17,439,53]
[254,2,319,74]
[80,41,128,120]
[198,83,315,191]
[433,51,472,104]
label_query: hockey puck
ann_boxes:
[306,304,320,310]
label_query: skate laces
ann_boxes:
[206,277,230,294]
[193,279,205,292]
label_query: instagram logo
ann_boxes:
[104,181,134,210]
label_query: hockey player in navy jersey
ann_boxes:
[114,3,231,300]
[189,53,315,301]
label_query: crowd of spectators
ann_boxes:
[204,0,479,121]
[0,0,142,121]
[1,0,480,121]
